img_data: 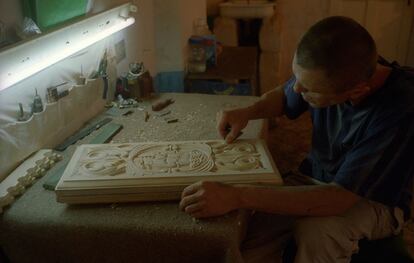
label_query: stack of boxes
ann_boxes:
[212,10,283,95]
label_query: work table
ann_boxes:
[0,93,279,263]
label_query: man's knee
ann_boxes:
[294,217,342,246]
[292,217,356,262]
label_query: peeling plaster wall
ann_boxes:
[276,0,330,83]
[154,0,184,72]
[154,0,206,73]
[153,0,206,92]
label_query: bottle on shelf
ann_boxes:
[188,36,207,73]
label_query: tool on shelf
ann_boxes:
[31,88,44,113]
[77,65,86,85]
[17,103,31,122]
[46,82,67,103]
[98,50,109,99]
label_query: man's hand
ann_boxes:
[217,109,249,144]
[179,181,240,218]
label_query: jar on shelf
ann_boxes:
[188,36,206,73]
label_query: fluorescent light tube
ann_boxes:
[0,3,136,91]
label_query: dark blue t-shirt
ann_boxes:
[283,66,414,218]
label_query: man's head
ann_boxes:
[292,16,377,108]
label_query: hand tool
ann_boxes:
[152,98,174,111]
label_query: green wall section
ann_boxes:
[21,0,88,31]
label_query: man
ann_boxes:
[179,16,414,262]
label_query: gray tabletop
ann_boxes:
[0,93,270,263]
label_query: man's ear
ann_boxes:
[348,83,370,100]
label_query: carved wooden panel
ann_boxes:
[55,139,281,204]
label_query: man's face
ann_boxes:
[292,56,357,108]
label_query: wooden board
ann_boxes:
[54,118,112,151]
[55,139,281,204]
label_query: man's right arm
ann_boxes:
[244,84,286,120]
[218,85,286,143]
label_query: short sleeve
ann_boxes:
[283,76,309,119]
[333,112,414,212]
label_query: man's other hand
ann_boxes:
[179,181,240,218]
[217,109,249,144]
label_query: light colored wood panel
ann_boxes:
[55,139,282,204]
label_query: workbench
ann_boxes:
[0,93,280,263]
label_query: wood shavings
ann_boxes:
[155,110,171,117]
[105,93,261,143]
[164,116,178,123]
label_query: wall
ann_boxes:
[207,0,414,85]
[154,0,184,73]
[0,1,23,45]
[87,0,156,77]
[0,0,208,179]
[207,0,225,16]
[276,0,414,83]
[0,0,156,126]
[138,0,156,75]
[276,0,331,83]
[0,0,156,180]
[154,0,206,73]
[153,0,206,92]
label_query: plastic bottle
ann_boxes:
[188,36,207,73]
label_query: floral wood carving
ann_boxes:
[56,140,280,204]
[70,141,268,179]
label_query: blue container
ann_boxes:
[155,71,185,93]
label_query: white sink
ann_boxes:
[219,1,276,19]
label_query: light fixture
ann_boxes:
[0,2,136,91]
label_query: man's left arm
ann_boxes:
[179,181,360,218]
